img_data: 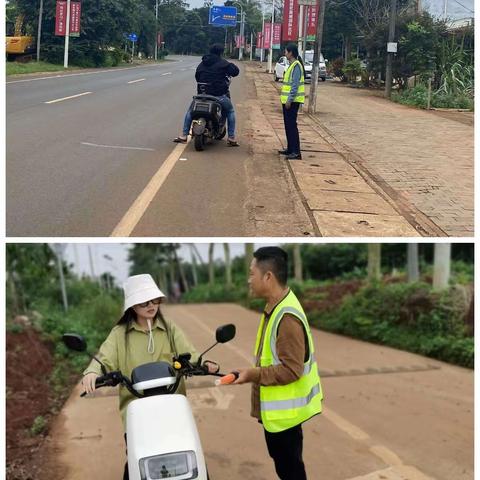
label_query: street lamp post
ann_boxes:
[232,2,245,61]
[154,0,159,61]
[63,0,71,68]
[268,0,275,73]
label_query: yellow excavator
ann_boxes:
[6,14,36,60]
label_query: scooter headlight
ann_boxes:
[139,450,198,479]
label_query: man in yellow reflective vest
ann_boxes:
[232,246,323,480]
[279,44,305,160]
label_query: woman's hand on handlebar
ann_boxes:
[82,372,99,395]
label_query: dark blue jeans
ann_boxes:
[182,95,236,138]
[282,102,301,155]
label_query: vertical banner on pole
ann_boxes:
[257,32,264,48]
[69,2,81,37]
[306,3,318,40]
[55,0,67,36]
[272,23,282,49]
[282,0,298,41]
[263,22,272,49]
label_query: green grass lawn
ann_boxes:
[6,61,80,76]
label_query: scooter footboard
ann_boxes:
[126,395,208,480]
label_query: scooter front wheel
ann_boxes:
[194,134,204,151]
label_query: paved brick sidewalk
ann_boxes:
[309,82,474,237]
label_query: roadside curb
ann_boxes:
[246,63,448,237]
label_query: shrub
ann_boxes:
[30,416,47,436]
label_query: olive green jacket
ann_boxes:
[83,317,198,429]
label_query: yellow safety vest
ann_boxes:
[254,290,323,433]
[280,60,305,105]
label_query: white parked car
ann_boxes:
[274,51,327,83]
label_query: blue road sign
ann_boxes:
[209,6,237,27]
[128,33,138,42]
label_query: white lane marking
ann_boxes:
[127,78,145,84]
[161,72,172,76]
[6,63,176,84]
[81,142,155,152]
[45,91,92,104]
[369,446,403,467]
[110,139,190,236]
[346,465,435,480]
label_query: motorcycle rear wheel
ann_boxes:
[194,134,204,151]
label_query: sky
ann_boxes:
[62,243,262,283]
[186,0,475,20]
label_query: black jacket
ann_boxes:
[195,54,240,96]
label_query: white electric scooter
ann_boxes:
[63,323,236,480]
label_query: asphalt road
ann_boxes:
[6,57,250,236]
[47,304,473,480]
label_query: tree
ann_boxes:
[245,244,254,278]
[433,243,451,289]
[368,244,382,281]
[208,244,215,286]
[223,244,232,287]
[293,244,303,282]
[407,243,419,282]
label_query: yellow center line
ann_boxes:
[110,139,190,237]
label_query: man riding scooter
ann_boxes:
[173,44,240,147]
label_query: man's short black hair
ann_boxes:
[253,247,288,286]
[210,43,225,56]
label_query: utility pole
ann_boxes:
[36,0,44,61]
[250,31,253,60]
[385,0,397,98]
[416,0,422,14]
[298,5,305,59]
[260,4,265,62]
[239,10,245,60]
[443,0,448,20]
[268,0,275,73]
[63,0,71,68]
[307,0,326,114]
[154,0,159,61]
[52,244,69,311]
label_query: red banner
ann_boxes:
[70,2,81,36]
[157,32,164,46]
[307,3,318,37]
[263,23,272,49]
[55,1,81,36]
[282,0,298,42]
[273,23,282,47]
[235,35,245,48]
[256,32,263,48]
[55,1,67,36]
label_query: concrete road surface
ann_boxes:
[6,57,252,236]
[47,304,473,480]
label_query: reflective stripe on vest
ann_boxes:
[261,383,321,411]
[280,60,305,104]
[255,290,323,433]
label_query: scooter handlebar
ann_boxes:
[80,372,123,397]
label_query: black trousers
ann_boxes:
[282,102,301,155]
[264,424,307,480]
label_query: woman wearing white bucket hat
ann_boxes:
[82,274,218,479]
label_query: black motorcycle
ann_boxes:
[190,81,228,152]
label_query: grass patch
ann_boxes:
[393,84,473,110]
[6,61,81,76]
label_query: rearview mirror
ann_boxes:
[63,333,87,352]
[216,324,236,343]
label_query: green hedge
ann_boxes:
[310,282,472,368]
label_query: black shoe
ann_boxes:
[278,149,290,155]
[286,153,302,160]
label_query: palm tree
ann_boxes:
[407,244,419,282]
[293,244,303,282]
[224,244,232,287]
[433,243,451,289]
[209,244,215,286]
[367,244,381,281]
